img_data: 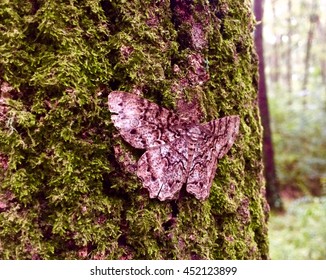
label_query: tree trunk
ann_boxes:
[0,0,269,259]
[286,0,293,104]
[253,0,283,211]
[302,1,319,105]
[270,0,280,85]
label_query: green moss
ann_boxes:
[0,0,268,259]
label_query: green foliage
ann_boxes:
[269,196,326,259]
[0,0,268,259]
[264,0,326,195]
[269,93,326,195]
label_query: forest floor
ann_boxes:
[269,195,326,260]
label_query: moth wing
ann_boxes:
[108,91,183,149]
[137,138,189,201]
[203,115,240,159]
[186,140,219,200]
[186,116,240,200]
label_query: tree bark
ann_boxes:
[253,0,283,211]
[0,0,269,259]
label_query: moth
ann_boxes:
[108,91,240,201]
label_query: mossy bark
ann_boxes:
[0,0,269,259]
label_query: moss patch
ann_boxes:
[0,0,268,259]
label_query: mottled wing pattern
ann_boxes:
[186,116,240,200]
[108,91,240,201]
[186,139,219,200]
[108,91,183,149]
[207,116,241,159]
[137,137,189,201]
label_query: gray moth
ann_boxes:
[108,91,240,201]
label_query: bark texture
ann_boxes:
[253,0,282,211]
[0,0,269,259]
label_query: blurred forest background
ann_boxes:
[254,0,326,259]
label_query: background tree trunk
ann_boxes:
[253,0,283,211]
[302,1,319,106]
[286,0,293,104]
[270,0,280,85]
[0,0,269,259]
